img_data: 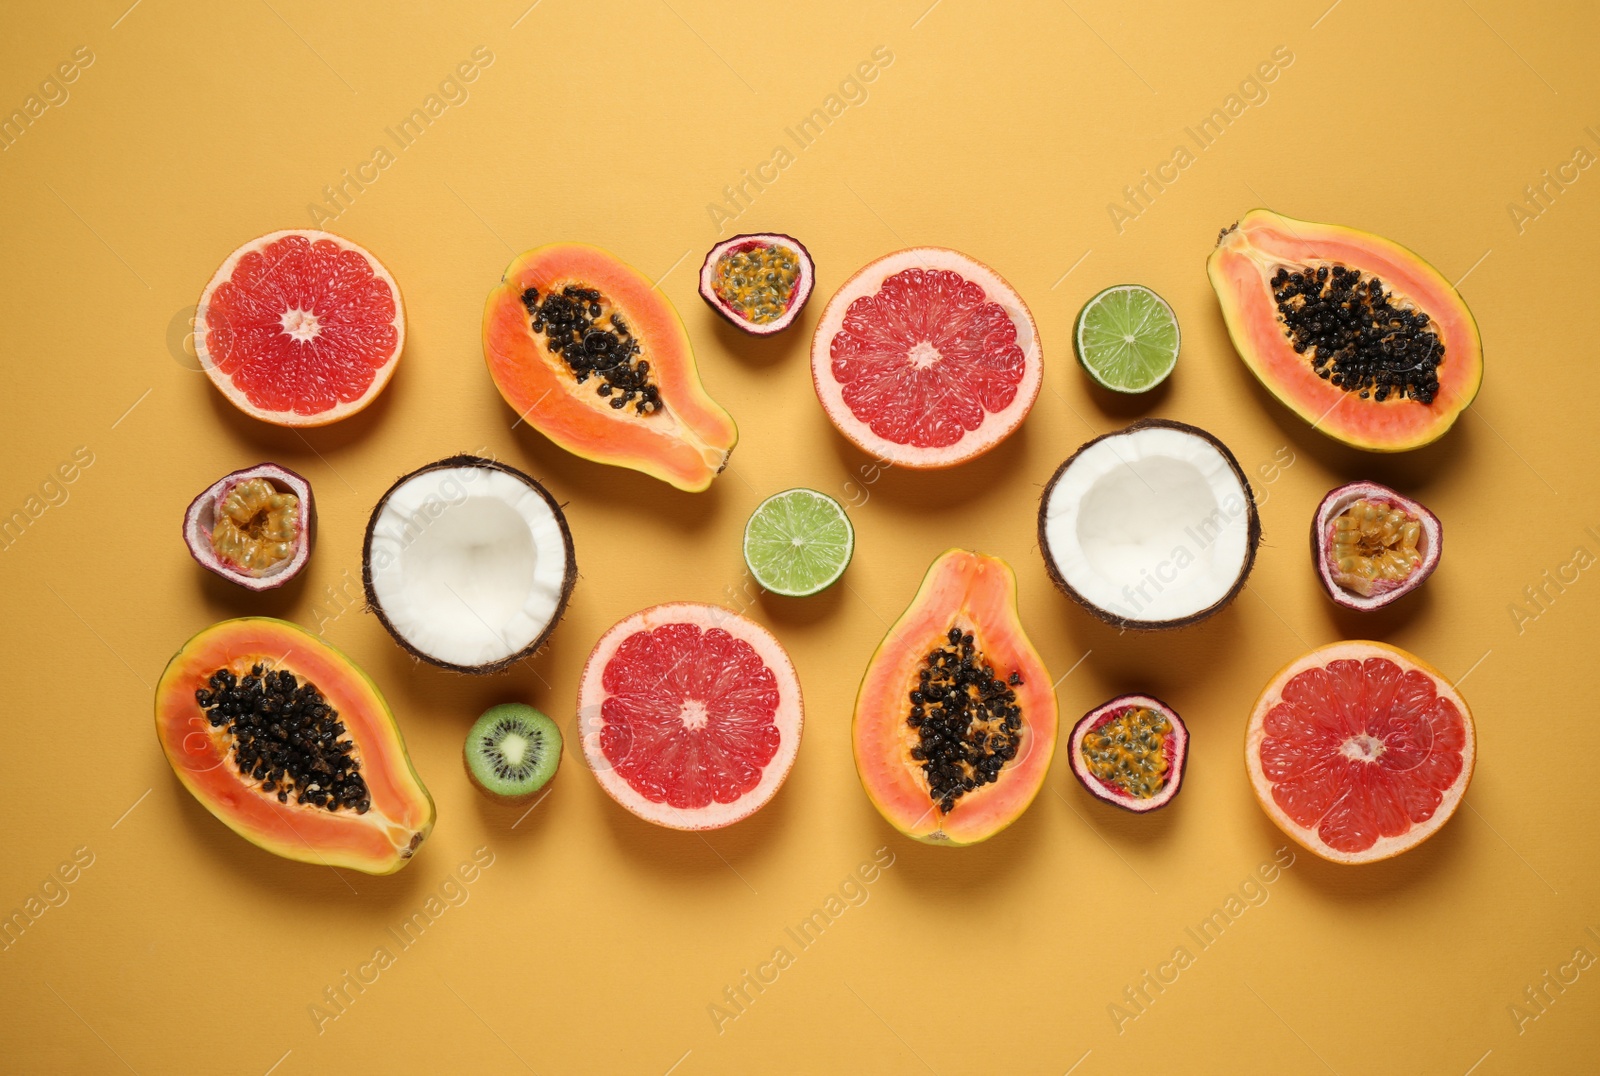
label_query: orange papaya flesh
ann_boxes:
[155,618,434,874]
[1208,209,1482,452]
[483,243,738,492]
[853,550,1058,846]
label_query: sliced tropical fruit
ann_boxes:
[854,549,1057,845]
[1208,209,1482,451]
[1073,284,1180,393]
[483,243,738,492]
[363,456,576,674]
[155,618,434,874]
[182,463,314,592]
[464,703,562,803]
[577,603,802,830]
[742,488,854,597]
[1069,694,1188,813]
[1245,640,1475,864]
[1038,420,1260,629]
[811,248,1042,468]
[699,233,815,335]
[1312,481,1442,611]
[196,230,404,426]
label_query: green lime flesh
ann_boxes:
[743,488,854,597]
[1074,284,1181,393]
[464,703,561,802]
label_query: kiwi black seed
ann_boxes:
[464,703,562,803]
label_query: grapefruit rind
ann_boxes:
[576,602,802,831]
[1208,209,1483,452]
[1244,640,1476,865]
[810,248,1043,469]
[195,230,405,428]
[853,549,1058,846]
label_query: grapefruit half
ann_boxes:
[1245,640,1475,864]
[811,248,1041,468]
[197,230,405,427]
[577,603,802,830]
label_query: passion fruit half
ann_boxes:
[1069,694,1187,812]
[698,233,815,335]
[182,463,315,591]
[1312,480,1441,611]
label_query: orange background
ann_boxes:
[3,1,1598,1073]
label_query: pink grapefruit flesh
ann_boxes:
[196,230,404,427]
[811,248,1042,468]
[577,603,802,830]
[1245,640,1475,864]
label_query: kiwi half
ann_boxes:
[464,703,562,803]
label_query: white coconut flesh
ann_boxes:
[367,465,570,669]
[1042,425,1254,625]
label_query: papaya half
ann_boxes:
[483,243,738,491]
[853,550,1058,845]
[155,618,434,874]
[1208,209,1482,452]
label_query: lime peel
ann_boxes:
[1073,284,1181,393]
[743,488,854,597]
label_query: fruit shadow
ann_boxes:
[1085,375,1173,421]
[470,784,562,843]
[1245,792,1469,902]
[369,621,575,730]
[1059,776,1182,850]
[508,412,725,538]
[756,579,846,627]
[1051,595,1254,700]
[594,773,794,884]
[1314,581,1434,640]
[852,795,1036,892]
[823,416,1033,515]
[192,564,311,621]
[706,312,812,369]
[1202,308,1468,492]
[201,356,401,457]
[161,769,431,911]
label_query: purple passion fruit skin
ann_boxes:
[1068,694,1188,813]
[698,233,815,336]
[183,463,315,591]
[1311,480,1441,611]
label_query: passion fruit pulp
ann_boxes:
[698,233,815,335]
[1069,694,1188,812]
[1311,480,1440,611]
[182,463,315,591]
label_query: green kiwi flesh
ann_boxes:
[464,703,562,802]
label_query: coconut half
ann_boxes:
[182,462,315,591]
[363,455,576,674]
[1038,420,1260,629]
[1311,480,1441,611]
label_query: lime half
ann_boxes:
[743,488,854,597]
[1073,284,1181,393]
